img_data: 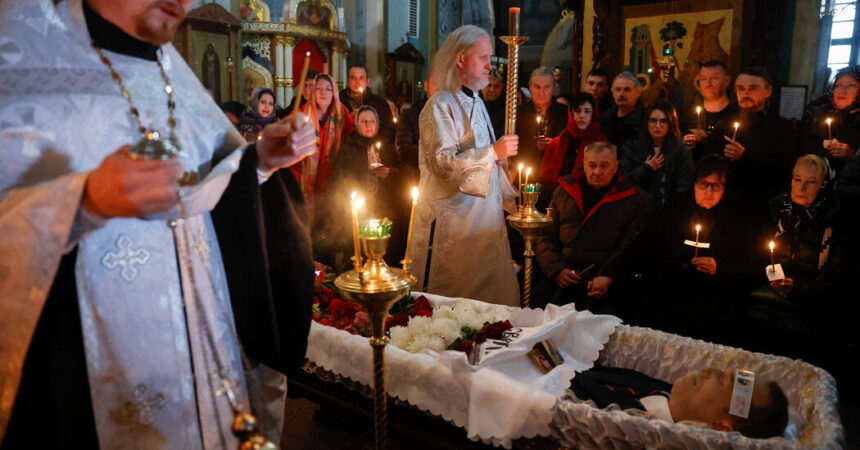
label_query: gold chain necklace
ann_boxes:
[92,42,180,160]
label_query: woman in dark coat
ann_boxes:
[619,155,759,342]
[799,66,860,174]
[619,100,693,214]
[238,87,278,139]
[324,106,401,269]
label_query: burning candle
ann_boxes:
[769,240,775,272]
[731,121,740,142]
[536,115,544,137]
[826,117,832,140]
[291,51,312,117]
[524,167,531,194]
[694,224,701,258]
[351,193,364,271]
[393,117,398,124]
[404,186,418,267]
[518,163,524,207]
[696,105,702,130]
[358,86,364,105]
[509,7,521,36]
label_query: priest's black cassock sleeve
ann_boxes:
[1,145,313,448]
[211,145,314,374]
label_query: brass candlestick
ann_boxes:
[507,190,552,308]
[499,7,529,136]
[335,235,416,450]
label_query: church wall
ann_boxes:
[789,0,823,96]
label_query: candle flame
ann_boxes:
[536,116,541,124]
[359,87,363,93]
[393,117,398,123]
[695,224,701,232]
[696,106,701,114]
[769,241,774,251]
[351,191,357,201]
[826,117,832,125]
[411,186,419,201]
[354,197,365,211]
[734,122,740,130]
[518,163,524,171]
[305,51,311,57]
[376,141,381,149]
[525,167,532,176]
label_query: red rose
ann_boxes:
[412,295,431,311]
[414,307,432,317]
[322,287,334,297]
[329,298,356,319]
[474,330,487,343]
[313,285,322,294]
[486,320,513,339]
[456,340,473,355]
[318,318,339,329]
[344,326,359,335]
[385,313,409,331]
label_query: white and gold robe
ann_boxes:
[410,88,521,306]
[0,0,253,446]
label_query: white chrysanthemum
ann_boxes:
[389,325,411,349]
[479,306,510,325]
[431,317,462,345]
[406,316,435,336]
[406,333,447,353]
[433,305,458,321]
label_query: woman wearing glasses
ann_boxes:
[616,155,759,345]
[619,100,693,214]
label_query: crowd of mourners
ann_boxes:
[222,61,860,403]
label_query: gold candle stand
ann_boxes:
[334,235,416,450]
[498,35,529,135]
[507,191,552,308]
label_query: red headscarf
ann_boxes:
[538,101,605,190]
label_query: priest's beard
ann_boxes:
[464,74,490,92]
[132,1,186,45]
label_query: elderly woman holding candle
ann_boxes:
[620,100,693,214]
[799,66,860,174]
[326,106,402,267]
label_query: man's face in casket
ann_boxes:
[669,368,768,431]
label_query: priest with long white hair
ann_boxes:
[410,25,521,306]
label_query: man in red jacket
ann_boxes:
[535,141,649,315]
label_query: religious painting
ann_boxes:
[394,61,416,107]
[242,56,273,105]
[201,44,222,103]
[295,0,334,30]
[240,0,270,21]
[623,7,734,106]
[541,9,576,92]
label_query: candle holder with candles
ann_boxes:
[335,217,416,450]
[507,183,552,307]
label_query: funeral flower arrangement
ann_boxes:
[312,264,511,356]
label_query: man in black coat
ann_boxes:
[719,67,797,212]
[396,78,437,188]
[682,60,739,161]
[601,72,645,148]
[514,66,569,171]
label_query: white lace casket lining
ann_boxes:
[304,292,621,448]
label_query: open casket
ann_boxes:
[303,292,844,448]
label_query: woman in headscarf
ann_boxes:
[799,65,860,174]
[238,87,278,139]
[537,92,606,207]
[620,100,693,214]
[294,73,354,201]
[323,106,402,269]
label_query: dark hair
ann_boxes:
[701,60,729,73]
[348,65,368,76]
[587,68,610,81]
[640,100,680,147]
[739,66,773,87]
[569,92,596,114]
[220,101,246,118]
[306,68,320,80]
[692,154,731,184]
[731,381,789,439]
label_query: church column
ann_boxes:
[283,36,296,106]
[274,35,286,106]
[331,43,342,90]
[340,49,348,89]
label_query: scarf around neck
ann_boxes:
[539,104,605,187]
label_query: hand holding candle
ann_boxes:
[731,121,740,142]
[291,52,312,117]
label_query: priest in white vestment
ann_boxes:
[410,25,521,307]
[0,0,317,447]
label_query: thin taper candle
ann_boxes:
[731,121,739,142]
[404,187,419,267]
[291,51,312,116]
[769,240,775,272]
[351,193,364,271]
[518,163,524,207]
[524,167,531,195]
[694,224,701,258]
[696,105,702,130]
[826,117,832,140]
